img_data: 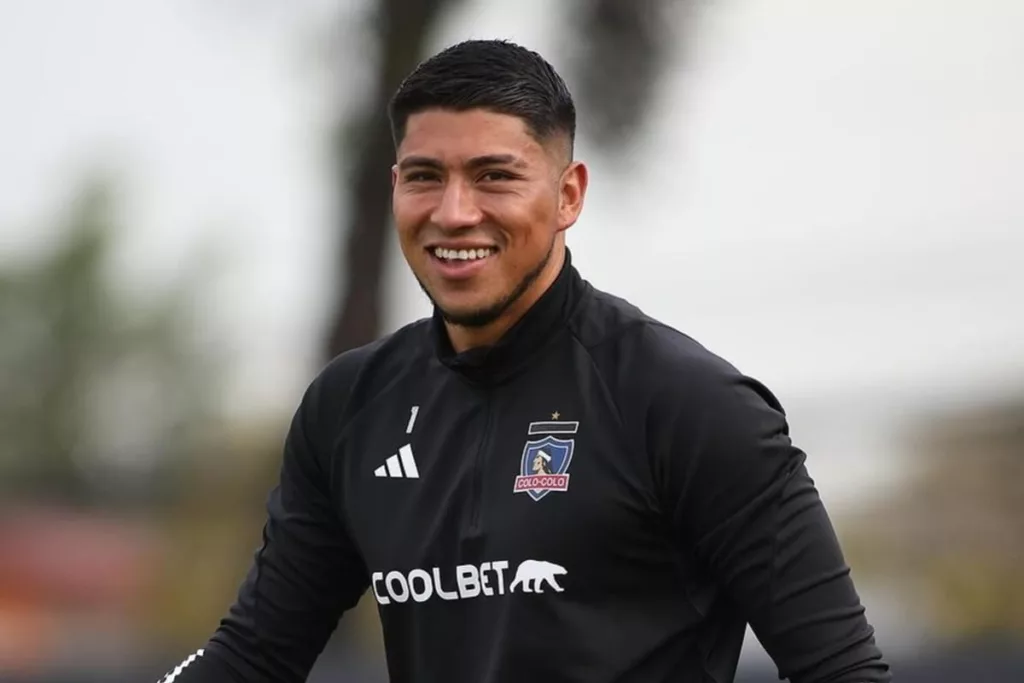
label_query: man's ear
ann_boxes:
[391,164,399,188]
[557,160,589,231]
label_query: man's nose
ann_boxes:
[431,180,483,230]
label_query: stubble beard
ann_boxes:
[417,238,555,329]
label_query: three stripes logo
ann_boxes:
[375,405,420,479]
[374,444,419,479]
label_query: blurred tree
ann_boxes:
[323,0,461,357]
[147,419,289,650]
[565,0,692,148]
[844,398,1024,640]
[0,177,220,509]
[323,0,695,358]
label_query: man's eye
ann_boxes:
[405,172,439,182]
[480,170,513,182]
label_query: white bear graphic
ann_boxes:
[509,559,567,593]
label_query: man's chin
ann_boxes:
[418,247,552,331]
[437,300,508,329]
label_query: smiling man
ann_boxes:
[392,100,582,348]
[161,40,890,683]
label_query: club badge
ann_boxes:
[514,416,578,502]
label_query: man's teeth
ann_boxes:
[433,247,494,261]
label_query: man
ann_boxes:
[162,39,890,683]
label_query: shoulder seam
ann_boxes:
[564,300,661,437]
[323,318,432,425]
[566,326,626,431]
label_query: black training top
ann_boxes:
[163,251,890,683]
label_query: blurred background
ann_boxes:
[1,0,1022,681]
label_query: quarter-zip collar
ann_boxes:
[431,248,584,385]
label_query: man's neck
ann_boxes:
[446,247,566,353]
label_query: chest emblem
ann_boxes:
[514,417,578,501]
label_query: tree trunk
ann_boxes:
[568,0,686,148]
[323,0,457,360]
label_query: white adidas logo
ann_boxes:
[374,444,419,479]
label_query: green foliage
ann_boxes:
[0,176,221,509]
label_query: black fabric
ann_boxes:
[169,253,890,683]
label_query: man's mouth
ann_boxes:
[430,246,497,263]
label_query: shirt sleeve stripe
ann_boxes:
[158,649,205,683]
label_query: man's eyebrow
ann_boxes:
[397,156,444,171]
[465,154,529,170]
[396,154,529,172]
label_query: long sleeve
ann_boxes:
[644,336,891,682]
[163,371,370,682]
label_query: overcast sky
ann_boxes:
[2,0,1022,507]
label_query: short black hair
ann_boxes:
[388,39,576,155]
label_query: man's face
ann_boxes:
[392,108,586,328]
